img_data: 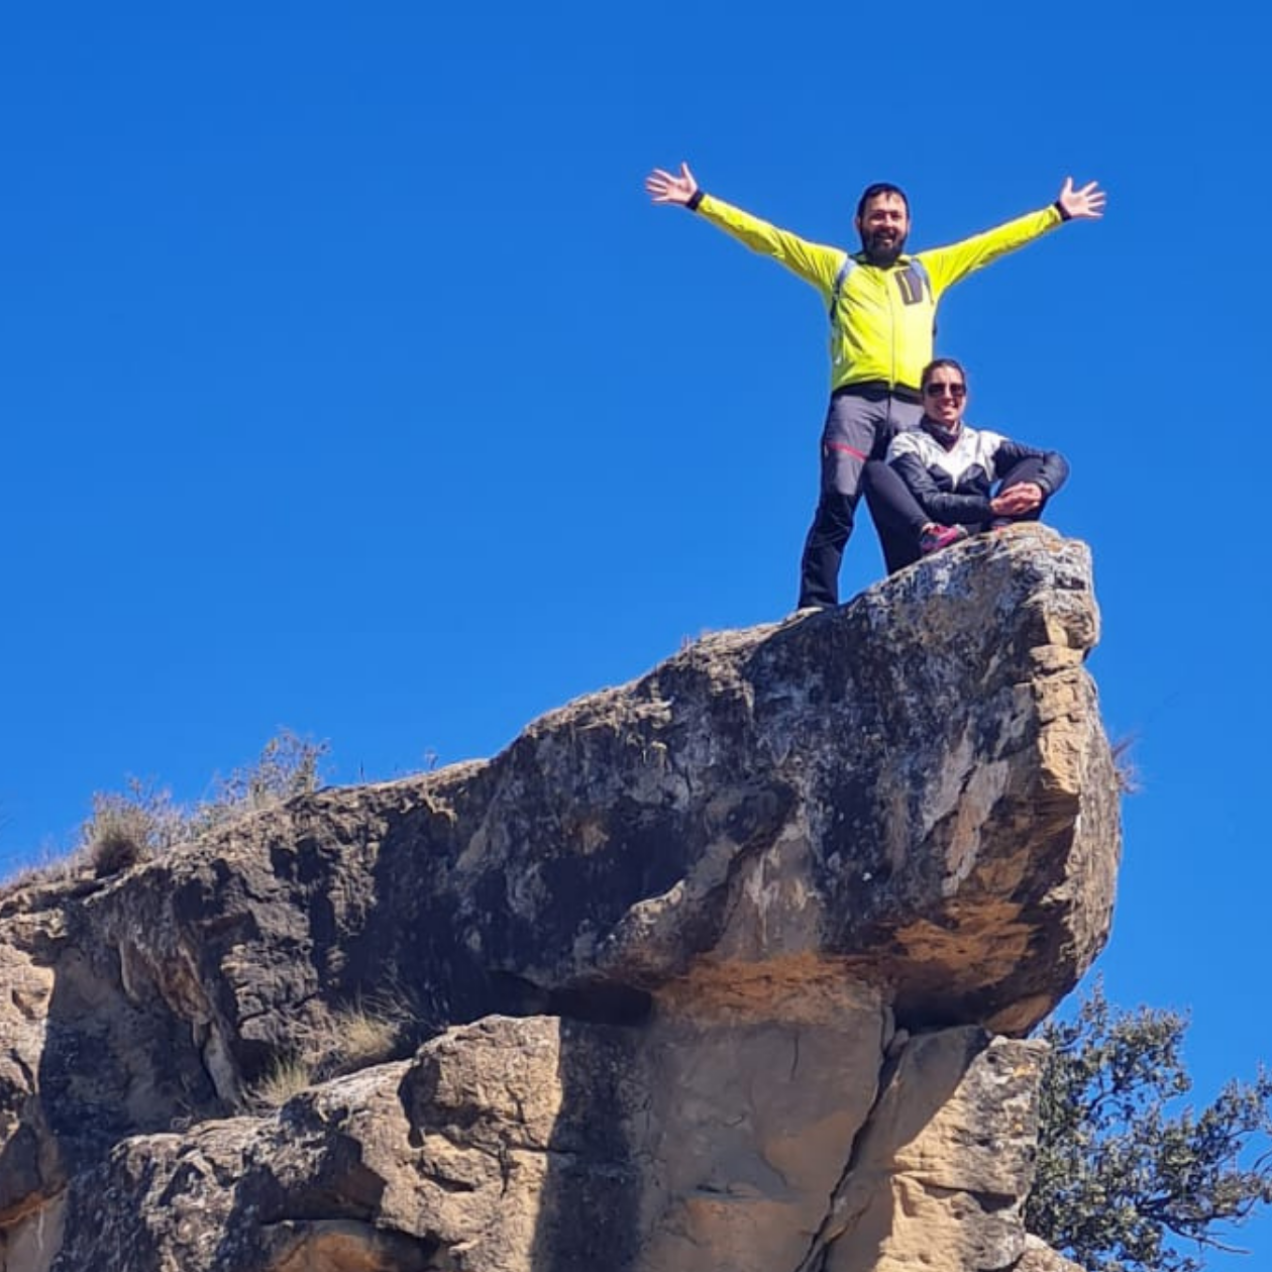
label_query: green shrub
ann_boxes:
[1029,981,1272,1272]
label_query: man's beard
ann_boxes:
[862,229,907,265]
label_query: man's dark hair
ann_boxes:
[856,182,910,221]
[920,357,968,390]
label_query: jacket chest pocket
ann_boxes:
[894,264,929,305]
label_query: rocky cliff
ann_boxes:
[0,526,1118,1272]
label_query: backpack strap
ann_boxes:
[907,255,930,298]
[828,254,857,319]
[903,256,937,337]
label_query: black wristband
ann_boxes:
[687,189,705,212]
[1055,199,1071,222]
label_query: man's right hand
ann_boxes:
[645,163,699,206]
[1057,177,1106,220]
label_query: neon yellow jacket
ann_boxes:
[693,194,1064,393]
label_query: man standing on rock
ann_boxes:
[644,163,1105,609]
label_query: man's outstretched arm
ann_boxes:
[645,161,843,293]
[920,177,1107,295]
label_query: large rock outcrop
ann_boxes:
[0,526,1120,1271]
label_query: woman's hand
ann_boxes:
[990,482,1043,516]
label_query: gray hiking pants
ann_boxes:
[797,386,924,608]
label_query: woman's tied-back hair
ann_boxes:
[856,183,910,220]
[920,357,968,391]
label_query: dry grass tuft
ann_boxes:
[80,779,188,877]
[249,994,416,1109]
[1111,733,1141,795]
[304,995,414,1081]
[329,1004,403,1071]
[249,1055,315,1109]
[1,730,332,893]
[0,844,87,903]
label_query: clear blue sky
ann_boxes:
[1,3,1268,1262]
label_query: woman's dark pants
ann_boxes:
[862,455,1053,576]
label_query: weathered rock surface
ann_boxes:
[0,527,1119,1271]
[1015,1236,1087,1272]
[807,1029,1047,1272]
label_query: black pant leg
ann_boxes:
[862,461,929,574]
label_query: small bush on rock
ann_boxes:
[72,731,329,882]
[83,780,187,876]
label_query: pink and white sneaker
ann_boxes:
[918,524,969,555]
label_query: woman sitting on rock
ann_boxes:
[862,357,1069,574]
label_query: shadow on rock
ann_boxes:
[528,1018,644,1272]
